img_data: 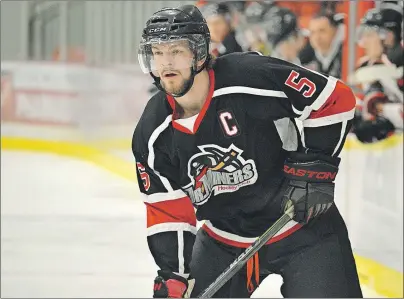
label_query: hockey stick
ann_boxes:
[197,204,295,298]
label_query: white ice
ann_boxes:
[1,151,382,298]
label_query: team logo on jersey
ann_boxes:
[183,144,258,205]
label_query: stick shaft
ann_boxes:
[197,206,294,298]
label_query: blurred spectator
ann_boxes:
[199,2,242,58]
[301,12,345,78]
[356,9,386,66]
[355,9,392,120]
[351,8,403,143]
[238,1,275,55]
[380,0,403,68]
[264,6,303,64]
[225,1,248,29]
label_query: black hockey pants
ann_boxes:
[190,205,363,298]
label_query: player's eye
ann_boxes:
[153,51,163,56]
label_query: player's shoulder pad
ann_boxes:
[215,51,294,73]
[213,52,275,88]
[132,91,172,157]
[214,51,269,70]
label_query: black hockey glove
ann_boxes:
[153,270,195,298]
[353,116,395,143]
[281,152,340,224]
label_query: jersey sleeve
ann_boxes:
[132,134,196,278]
[264,57,356,156]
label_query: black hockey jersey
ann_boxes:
[132,52,356,277]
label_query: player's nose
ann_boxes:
[160,59,174,70]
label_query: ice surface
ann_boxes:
[0,151,384,298]
[1,151,157,297]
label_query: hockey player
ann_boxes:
[352,8,403,143]
[133,4,362,298]
[380,0,403,68]
[264,6,304,65]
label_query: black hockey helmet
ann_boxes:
[380,1,403,43]
[357,8,387,41]
[263,6,299,49]
[138,5,210,97]
[360,8,385,27]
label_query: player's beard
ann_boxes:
[161,75,190,96]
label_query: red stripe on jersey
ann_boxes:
[145,196,196,227]
[192,69,215,132]
[201,223,302,248]
[308,81,356,119]
[166,95,175,110]
[166,69,215,134]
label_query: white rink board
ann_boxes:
[1,151,384,298]
[335,139,403,272]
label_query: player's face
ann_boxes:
[358,29,384,58]
[309,17,336,54]
[207,15,230,43]
[151,41,194,95]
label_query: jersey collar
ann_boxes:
[166,69,215,134]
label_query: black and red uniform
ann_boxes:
[133,51,362,297]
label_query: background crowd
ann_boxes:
[190,0,403,144]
